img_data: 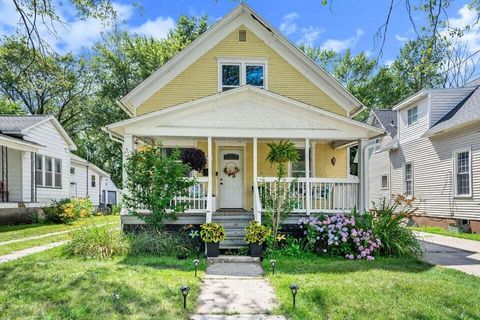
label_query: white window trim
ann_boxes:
[404,161,414,196]
[381,174,389,190]
[217,57,269,92]
[36,155,62,189]
[453,146,472,198]
[407,106,418,126]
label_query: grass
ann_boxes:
[412,226,480,241]
[264,253,480,320]
[0,215,119,243]
[0,233,67,255]
[0,248,206,319]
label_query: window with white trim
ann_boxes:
[381,174,388,189]
[35,155,43,186]
[407,106,418,126]
[404,162,413,196]
[91,175,96,188]
[36,155,62,188]
[291,148,312,177]
[45,157,53,187]
[219,61,265,91]
[453,148,471,196]
[54,159,62,188]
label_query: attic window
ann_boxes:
[239,30,247,42]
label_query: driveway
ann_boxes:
[415,231,480,277]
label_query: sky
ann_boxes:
[0,0,477,65]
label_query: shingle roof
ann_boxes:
[0,115,52,133]
[426,86,480,136]
[372,109,397,137]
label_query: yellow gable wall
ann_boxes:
[137,26,346,116]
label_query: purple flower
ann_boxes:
[367,256,375,261]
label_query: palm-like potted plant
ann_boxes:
[244,220,271,257]
[200,222,226,257]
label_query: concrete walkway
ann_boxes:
[0,241,67,264]
[191,256,285,320]
[415,231,480,277]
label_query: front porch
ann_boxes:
[106,86,384,226]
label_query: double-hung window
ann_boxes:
[54,159,62,188]
[35,155,43,186]
[35,155,62,188]
[407,106,418,126]
[291,148,312,178]
[381,174,389,189]
[404,162,413,196]
[91,175,96,188]
[45,157,53,187]
[219,60,266,91]
[453,148,472,197]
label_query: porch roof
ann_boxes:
[0,133,43,152]
[106,86,384,141]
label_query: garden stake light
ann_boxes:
[180,285,190,309]
[289,284,299,309]
[270,259,276,275]
[193,259,199,277]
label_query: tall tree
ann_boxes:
[0,36,93,134]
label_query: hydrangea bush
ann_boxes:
[298,213,381,260]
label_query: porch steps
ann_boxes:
[212,213,253,249]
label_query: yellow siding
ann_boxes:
[137,26,345,116]
[314,143,347,178]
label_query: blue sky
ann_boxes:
[0,0,475,65]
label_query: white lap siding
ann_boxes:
[25,121,71,204]
[5,149,22,201]
[389,124,480,220]
[368,146,392,206]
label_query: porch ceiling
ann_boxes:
[106,86,384,140]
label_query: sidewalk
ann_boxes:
[191,256,285,320]
[415,231,480,277]
[0,241,67,264]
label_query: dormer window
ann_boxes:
[407,106,418,126]
[219,59,267,91]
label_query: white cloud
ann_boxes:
[320,28,364,52]
[298,26,324,45]
[131,17,176,40]
[395,34,409,42]
[384,59,395,66]
[279,12,299,36]
[446,4,480,53]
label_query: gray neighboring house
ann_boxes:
[367,83,480,232]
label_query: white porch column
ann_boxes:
[305,139,311,215]
[206,137,213,223]
[122,135,134,191]
[253,137,260,222]
[357,138,369,213]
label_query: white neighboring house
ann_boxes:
[0,115,76,210]
[367,83,480,232]
[70,153,118,207]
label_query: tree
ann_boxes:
[0,97,24,115]
[263,140,299,246]
[123,146,196,228]
[0,36,93,135]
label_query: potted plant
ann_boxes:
[200,222,226,257]
[180,148,207,177]
[244,220,271,257]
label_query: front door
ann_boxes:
[219,149,243,208]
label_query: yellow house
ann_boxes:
[105,4,384,241]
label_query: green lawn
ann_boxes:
[264,253,480,320]
[0,248,205,319]
[412,226,480,241]
[0,215,119,243]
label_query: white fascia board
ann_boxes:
[392,90,429,111]
[121,3,363,116]
[23,116,77,151]
[0,136,42,152]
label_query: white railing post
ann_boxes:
[253,137,261,222]
[206,137,213,222]
[121,134,134,216]
[357,138,369,213]
[305,139,311,215]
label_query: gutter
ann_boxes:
[101,127,124,144]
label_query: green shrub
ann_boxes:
[43,198,94,223]
[356,195,422,257]
[128,230,195,256]
[200,223,226,243]
[244,220,271,244]
[63,226,130,258]
[111,204,121,215]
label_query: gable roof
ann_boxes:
[371,109,397,137]
[425,86,480,136]
[0,115,76,150]
[119,3,364,118]
[107,85,383,139]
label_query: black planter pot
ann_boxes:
[249,243,263,257]
[206,242,220,257]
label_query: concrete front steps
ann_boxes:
[212,213,253,249]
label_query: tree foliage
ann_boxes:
[123,146,196,228]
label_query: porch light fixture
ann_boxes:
[180,285,190,309]
[270,259,277,275]
[193,259,200,277]
[289,284,299,308]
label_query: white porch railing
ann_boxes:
[171,177,209,213]
[257,177,359,214]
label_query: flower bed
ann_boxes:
[298,213,381,260]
